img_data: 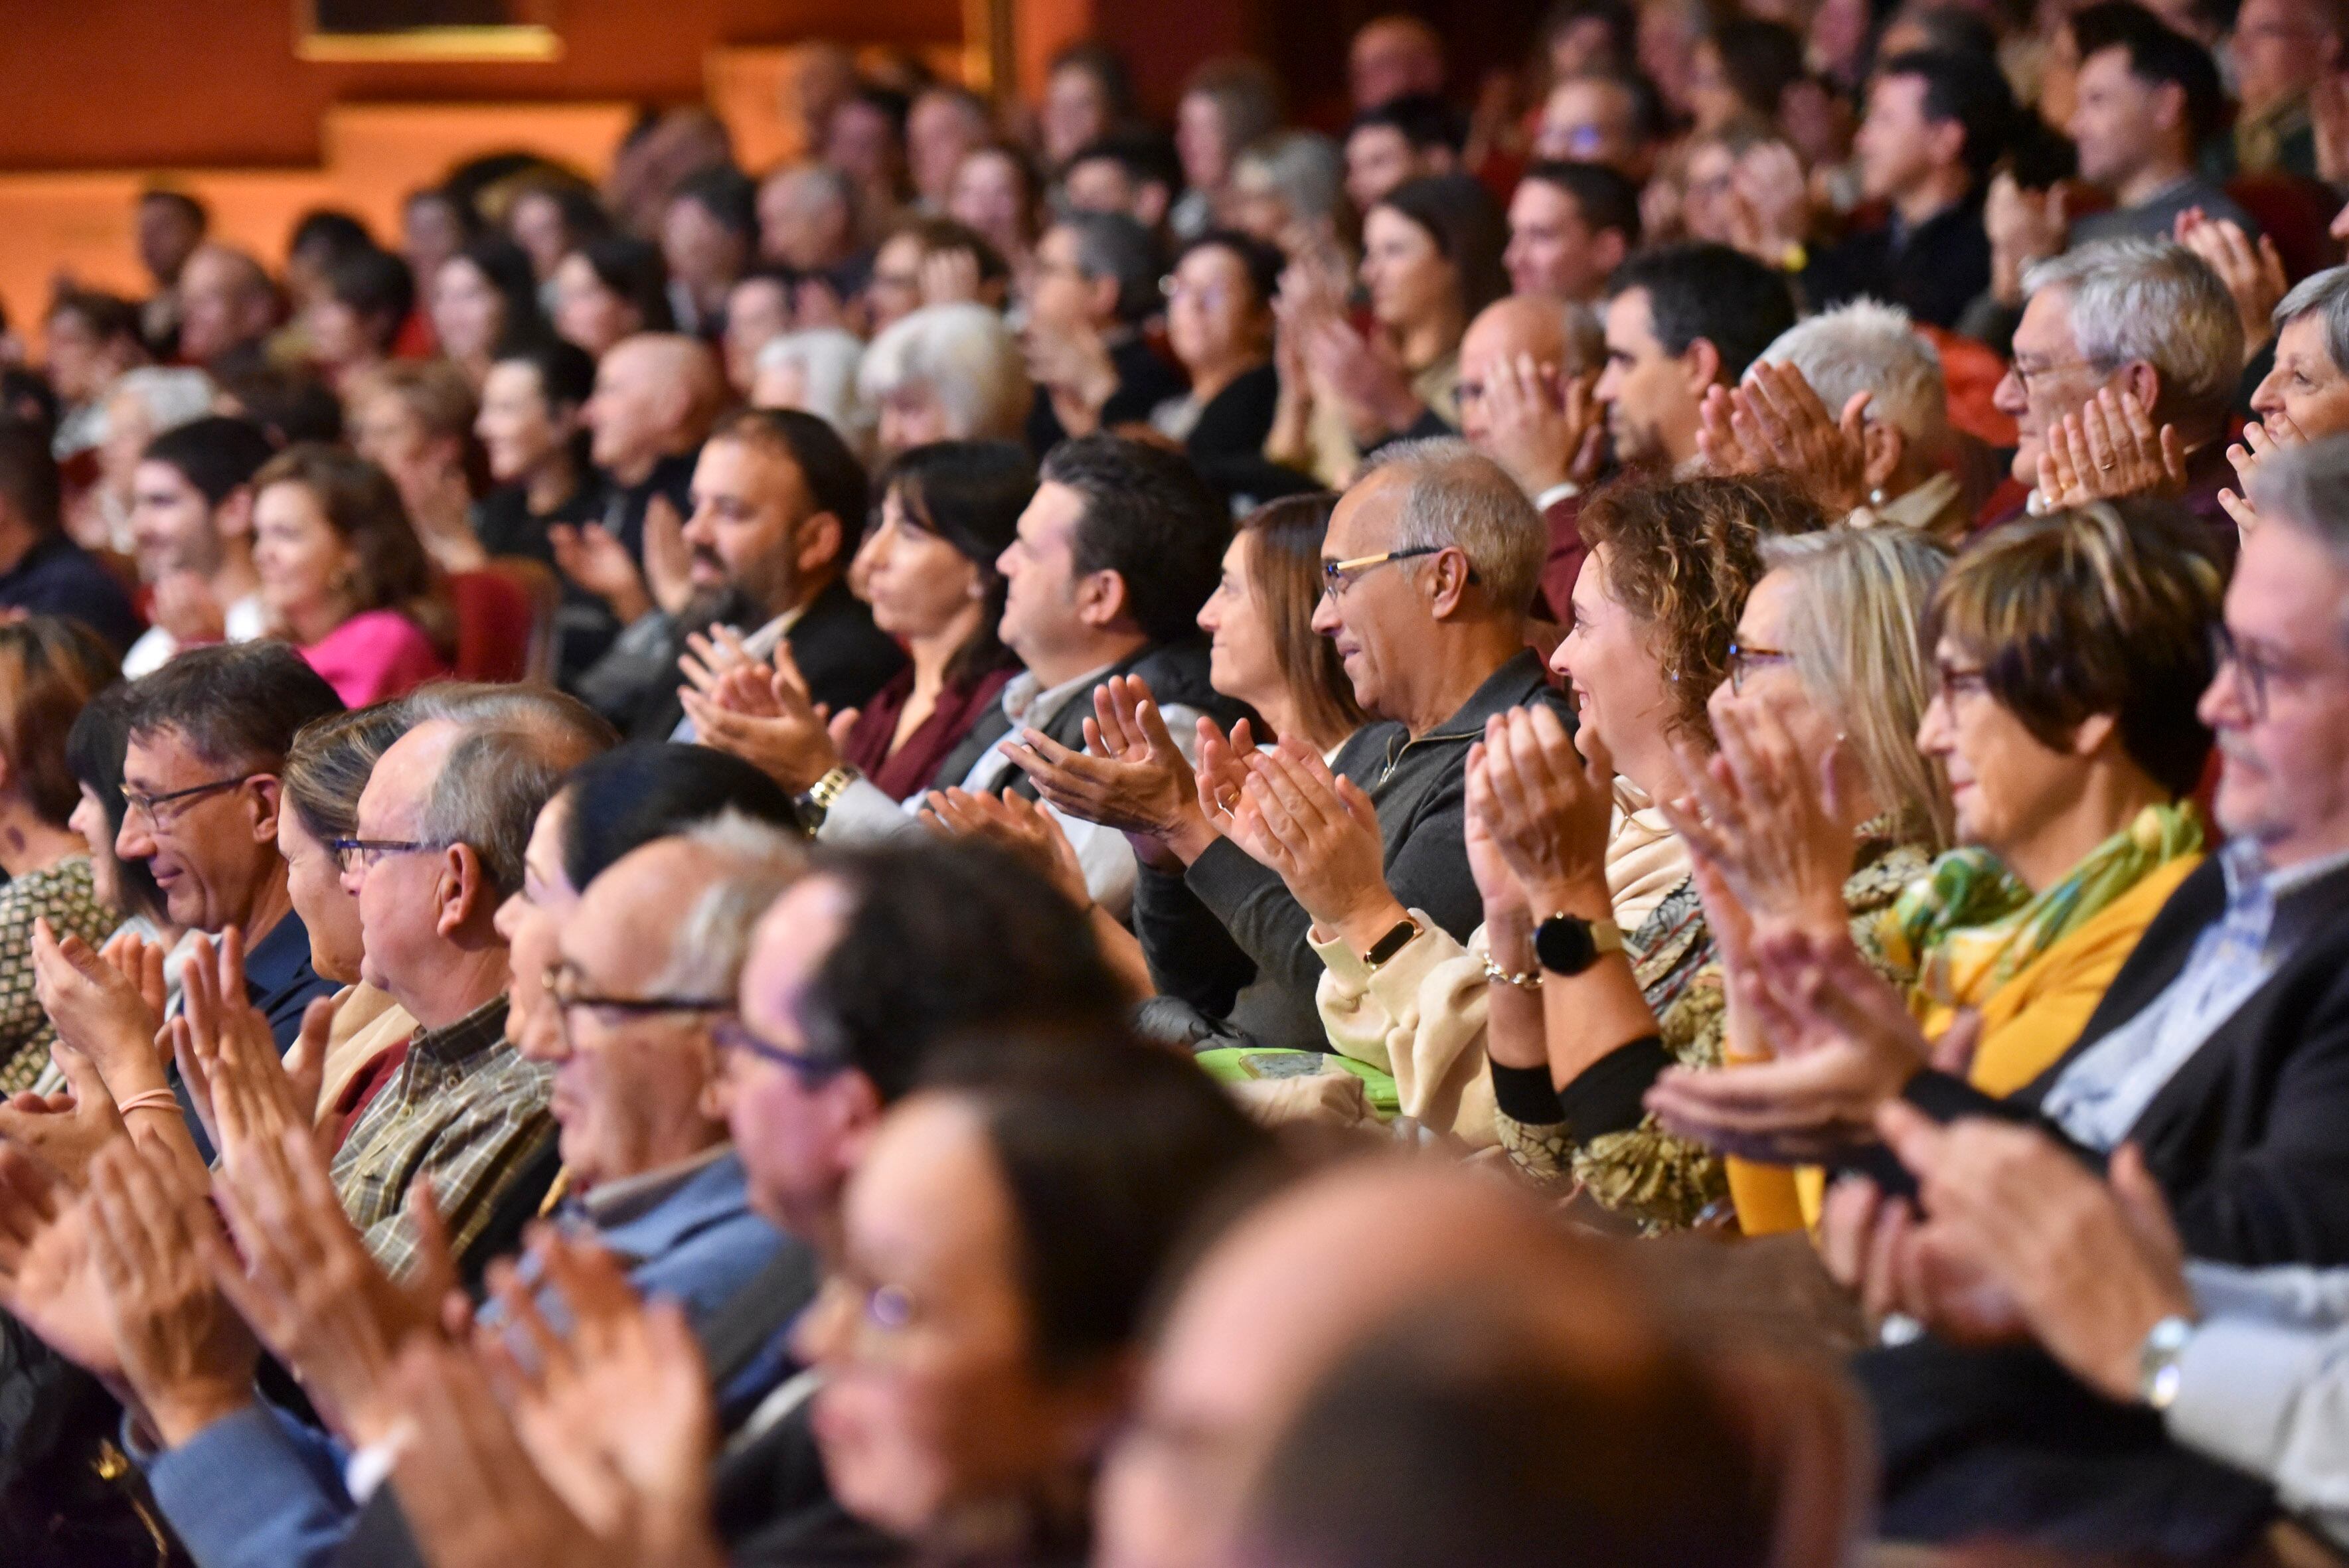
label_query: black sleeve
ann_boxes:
[1131,860,1255,1018]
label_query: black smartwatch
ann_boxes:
[1533,911,1625,976]
[1360,915,1424,971]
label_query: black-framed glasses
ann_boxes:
[1320,546,1446,600]
[2209,622,2282,722]
[1930,663,1992,705]
[710,1016,846,1080]
[1725,642,1793,695]
[542,963,734,1047]
[329,837,451,874]
[122,773,262,824]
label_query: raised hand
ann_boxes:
[179,931,336,1166]
[2218,411,2307,538]
[0,1145,116,1377]
[1660,695,1856,941]
[641,493,696,619]
[32,917,165,1092]
[1478,352,1600,498]
[2174,208,2287,362]
[920,787,1094,911]
[1473,705,1615,917]
[1724,360,1872,515]
[1984,173,2067,306]
[84,1140,258,1447]
[1462,742,1529,927]
[1001,675,1217,862]
[149,570,227,647]
[1232,742,1404,950]
[0,1045,129,1188]
[548,523,653,626]
[2036,386,2188,508]
[679,639,843,793]
[1305,315,1426,446]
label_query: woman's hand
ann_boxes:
[2219,411,2307,538]
[1474,706,1615,918]
[1662,696,1856,942]
[1229,742,1407,952]
[1305,316,1425,447]
[31,917,165,1093]
[1462,741,1530,929]
[547,524,653,627]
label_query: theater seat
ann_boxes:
[447,563,554,685]
[2225,173,2342,283]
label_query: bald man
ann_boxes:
[1455,295,1607,623]
[1350,15,1446,110]
[1094,1159,1662,1568]
[177,243,278,368]
[580,332,722,568]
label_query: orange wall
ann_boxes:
[0,0,962,171]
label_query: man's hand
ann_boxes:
[1000,676,1218,862]
[1985,173,2067,306]
[1642,925,1932,1162]
[2175,208,2287,362]
[2035,386,2189,508]
[1305,317,1426,446]
[1471,705,1615,918]
[920,788,1094,911]
[1714,361,1872,514]
[32,917,165,1093]
[548,524,654,626]
[1477,353,1600,497]
[179,931,335,1165]
[641,495,695,619]
[1876,1105,2196,1401]
[84,1141,258,1448]
[1228,742,1405,953]
[679,643,846,794]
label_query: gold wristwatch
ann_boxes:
[800,765,861,830]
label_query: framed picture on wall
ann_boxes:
[297,0,561,60]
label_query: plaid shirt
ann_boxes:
[329,992,554,1279]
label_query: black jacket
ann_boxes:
[1858,854,2349,1556]
[1802,192,1991,331]
[628,576,909,742]
[1024,335,1189,455]
[1135,649,1572,1052]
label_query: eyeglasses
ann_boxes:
[542,963,733,1048]
[329,837,450,874]
[710,1016,846,1081]
[2209,622,2293,722]
[1931,663,1992,704]
[122,773,261,825]
[1725,642,1793,696]
[810,1269,922,1367]
[1321,546,1447,600]
[2003,356,2101,398]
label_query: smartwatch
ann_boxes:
[1533,912,1625,976]
[1361,915,1424,972]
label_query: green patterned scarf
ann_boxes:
[1882,801,2204,1010]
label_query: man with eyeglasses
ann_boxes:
[1020,211,1187,453]
[1643,437,2349,1551]
[329,687,613,1277]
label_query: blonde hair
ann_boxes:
[1759,528,1955,848]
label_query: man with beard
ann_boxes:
[619,407,904,741]
[1593,242,1795,477]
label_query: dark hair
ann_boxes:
[0,374,58,444]
[321,245,417,351]
[215,367,344,447]
[65,682,167,921]
[1372,174,1511,321]
[1041,435,1230,645]
[283,701,413,846]
[1055,210,1165,323]
[1542,0,1640,68]
[671,164,762,243]
[446,235,550,356]
[2069,1,2227,145]
[884,215,1014,289]
[289,208,374,266]
[1708,19,1809,119]
[1879,48,2016,182]
[0,617,121,826]
[1239,494,1366,744]
[123,641,345,772]
[1604,242,1798,382]
[494,335,598,412]
[1927,500,2221,797]
[1520,159,1643,246]
[574,235,675,333]
[1348,92,1470,155]
[140,189,209,232]
[1065,129,1184,193]
[558,741,802,894]
[0,424,62,534]
[1049,39,1137,122]
[882,441,1034,690]
[1176,230,1287,313]
[1235,1292,1775,1568]
[140,416,275,506]
[919,1034,1274,1376]
[1576,471,1826,742]
[797,841,1130,1102]
[710,406,871,535]
[507,178,611,254]
[250,443,440,632]
[1882,3,2001,62]
[404,185,481,241]
[845,84,914,139]
[48,289,143,347]
[959,143,1046,243]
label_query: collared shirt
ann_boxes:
[327,992,553,1279]
[667,603,809,743]
[176,906,333,1165]
[953,663,1204,920]
[2044,840,2349,1149]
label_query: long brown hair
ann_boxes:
[1239,494,1366,747]
[0,617,120,828]
[254,443,452,655]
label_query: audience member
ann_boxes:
[857,301,1032,457]
[754,163,861,282]
[503,177,610,286]
[1062,129,1184,234]
[1022,210,1187,451]
[64,682,183,985]
[1595,242,1799,477]
[1453,293,1608,619]
[566,331,719,594]
[946,142,1045,281]
[345,359,486,576]
[1224,131,1348,262]
[1174,58,1284,241]
[1534,72,1665,181]
[1342,93,1467,214]
[302,244,414,394]
[2214,0,2340,177]
[1042,41,1135,169]
[135,187,209,355]
[430,236,546,391]
[177,243,280,371]
[1153,230,1285,472]
[84,362,217,552]
[1349,15,1447,110]
[750,327,872,453]
[662,165,760,340]
[907,84,994,212]
[1504,160,1642,305]
[826,85,913,244]
[44,289,147,459]
[2065,3,2252,245]
[0,423,141,651]
[2224,265,2349,531]
[550,234,673,358]
[122,414,275,675]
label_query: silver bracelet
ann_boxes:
[1481,952,1544,992]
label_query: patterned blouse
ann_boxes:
[0,857,118,1095]
[1493,826,1933,1232]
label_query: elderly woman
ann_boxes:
[1704,299,1972,544]
[1225,131,1349,266]
[752,327,872,457]
[1270,174,1509,489]
[0,618,123,1091]
[252,444,451,706]
[2225,267,2349,534]
[857,302,1033,460]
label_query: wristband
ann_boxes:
[116,1088,184,1116]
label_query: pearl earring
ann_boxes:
[1868,486,1887,506]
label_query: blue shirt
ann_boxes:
[2044,839,2349,1149]
[172,905,333,1164]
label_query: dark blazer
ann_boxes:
[1135,649,1574,1052]
[630,576,909,742]
[1859,854,2349,1556]
[1802,192,1991,331]
[1024,334,1189,455]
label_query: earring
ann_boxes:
[1868,487,1887,507]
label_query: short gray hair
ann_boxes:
[756,328,871,452]
[857,303,1032,443]
[1057,210,1161,323]
[649,811,809,997]
[407,684,617,896]
[2022,238,2243,413]
[1234,131,1345,227]
[2272,265,2349,380]
[1755,298,1949,453]
[2249,433,2349,569]
[1357,437,1546,619]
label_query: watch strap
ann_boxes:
[1361,915,1423,971]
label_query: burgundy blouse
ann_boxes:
[843,663,1020,801]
